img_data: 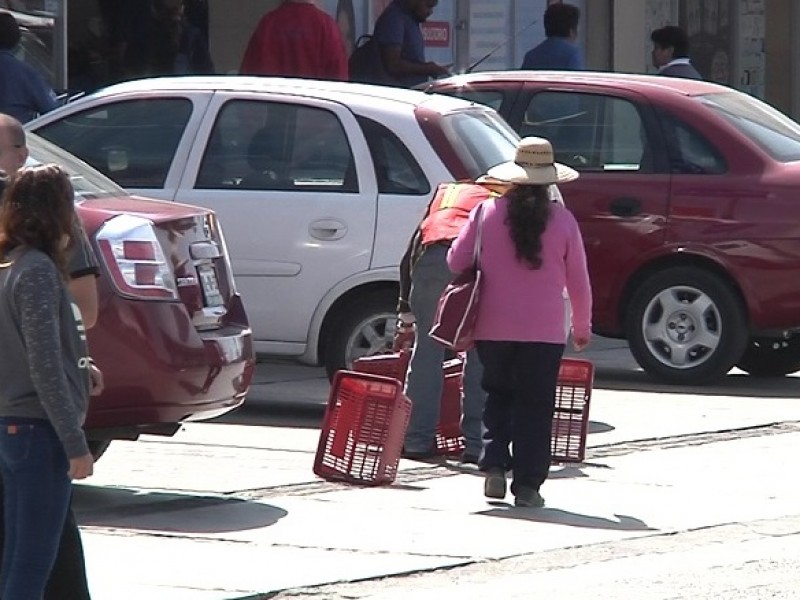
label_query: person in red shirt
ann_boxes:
[239,0,349,80]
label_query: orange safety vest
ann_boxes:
[419,182,498,246]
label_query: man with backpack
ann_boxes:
[356,0,449,87]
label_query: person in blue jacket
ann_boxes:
[521,3,584,71]
[0,12,58,123]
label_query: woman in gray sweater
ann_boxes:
[0,164,94,598]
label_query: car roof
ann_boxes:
[428,70,732,97]
[86,75,481,114]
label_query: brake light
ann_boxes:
[96,215,178,300]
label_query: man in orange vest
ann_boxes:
[396,177,509,463]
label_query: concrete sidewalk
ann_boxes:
[77,345,800,598]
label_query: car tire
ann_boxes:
[88,439,112,461]
[626,267,748,385]
[324,290,397,380]
[735,337,800,377]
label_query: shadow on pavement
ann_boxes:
[594,368,800,398]
[481,505,656,531]
[73,484,287,534]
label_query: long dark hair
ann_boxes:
[505,184,552,269]
[0,164,76,278]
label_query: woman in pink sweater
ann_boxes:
[447,137,592,508]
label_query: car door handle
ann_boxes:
[609,196,642,217]
[309,219,347,240]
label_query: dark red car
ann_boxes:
[426,71,800,384]
[29,133,254,455]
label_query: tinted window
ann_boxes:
[701,91,800,162]
[521,92,651,172]
[658,110,727,175]
[196,100,357,192]
[35,98,192,188]
[439,110,518,176]
[357,117,430,195]
[26,133,127,200]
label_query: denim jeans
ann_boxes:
[476,341,565,494]
[0,417,72,599]
[404,244,486,456]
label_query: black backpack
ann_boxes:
[349,35,391,85]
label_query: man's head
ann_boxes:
[0,114,29,179]
[544,3,580,40]
[651,25,690,68]
[404,0,438,24]
[0,11,21,51]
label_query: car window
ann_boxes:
[356,117,430,195]
[26,133,128,200]
[196,100,357,193]
[521,92,651,173]
[657,110,727,175]
[700,91,800,162]
[35,98,192,188]
[438,109,518,177]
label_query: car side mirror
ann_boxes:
[105,147,129,173]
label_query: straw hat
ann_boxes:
[486,137,579,185]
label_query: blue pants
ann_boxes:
[0,418,72,599]
[476,341,565,493]
[404,244,486,456]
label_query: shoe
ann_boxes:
[483,468,507,499]
[459,451,480,465]
[514,486,545,508]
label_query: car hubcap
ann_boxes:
[641,285,721,369]
[344,313,396,367]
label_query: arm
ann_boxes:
[67,221,100,329]
[15,265,91,460]
[563,214,592,343]
[27,69,59,115]
[326,22,350,81]
[380,44,449,78]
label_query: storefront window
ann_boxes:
[2,0,63,89]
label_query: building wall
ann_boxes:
[764,0,792,115]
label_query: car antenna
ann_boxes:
[465,19,539,74]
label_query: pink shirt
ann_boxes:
[447,197,592,344]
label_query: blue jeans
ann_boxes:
[404,245,486,456]
[476,341,565,493]
[0,418,72,599]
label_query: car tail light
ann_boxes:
[96,215,178,300]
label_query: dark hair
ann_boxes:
[544,3,580,38]
[505,184,551,269]
[651,25,690,58]
[0,164,75,278]
[0,11,21,50]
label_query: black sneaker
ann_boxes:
[484,468,507,499]
[514,486,545,508]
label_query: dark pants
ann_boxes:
[476,340,565,494]
[0,422,91,599]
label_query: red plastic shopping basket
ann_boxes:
[551,358,594,463]
[313,370,411,485]
[353,351,466,455]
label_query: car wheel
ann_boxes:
[324,290,397,380]
[736,337,800,377]
[626,267,748,385]
[88,439,112,461]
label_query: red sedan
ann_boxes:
[30,133,254,456]
[426,71,800,384]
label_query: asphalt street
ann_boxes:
[73,338,800,599]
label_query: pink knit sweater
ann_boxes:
[447,196,592,344]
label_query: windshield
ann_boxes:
[439,109,519,177]
[701,91,800,162]
[25,132,128,200]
